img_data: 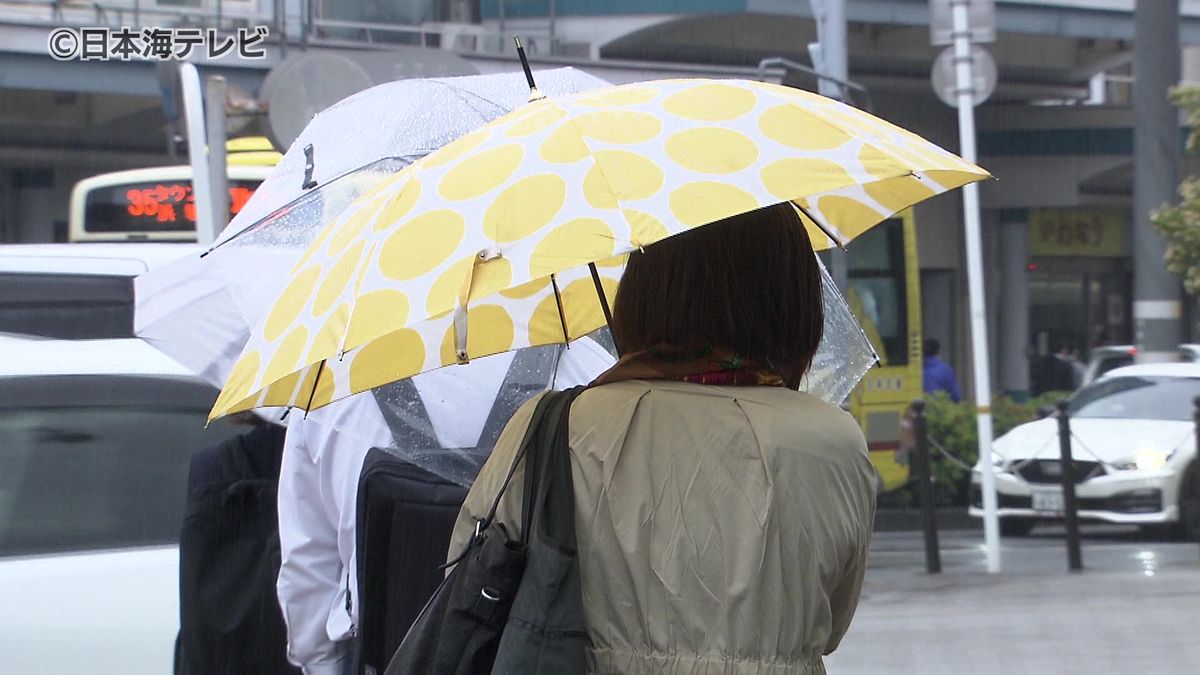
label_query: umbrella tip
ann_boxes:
[513,36,541,99]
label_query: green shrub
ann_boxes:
[1151,86,1200,294]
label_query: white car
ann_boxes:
[0,243,198,339]
[970,363,1200,538]
[1081,344,1200,386]
[0,334,240,673]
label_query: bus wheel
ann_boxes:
[999,518,1035,537]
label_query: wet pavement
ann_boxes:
[826,525,1200,674]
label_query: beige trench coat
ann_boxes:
[449,380,876,675]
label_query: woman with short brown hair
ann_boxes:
[450,202,876,674]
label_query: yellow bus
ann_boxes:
[68,137,280,243]
[843,209,922,491]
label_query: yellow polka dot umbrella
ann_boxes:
[210,77,989,420]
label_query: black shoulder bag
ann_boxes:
[384,386,587,675]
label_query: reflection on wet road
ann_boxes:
[828,526,1200,674]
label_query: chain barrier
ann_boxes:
[926,431,1108,473]
[926,434,975,472]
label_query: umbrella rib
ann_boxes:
[588,262,614,330]
[200,155,421,257]
[793,201,849,251]
[301,359,327,418]
[550,273,570,344]
[336,242,380,360]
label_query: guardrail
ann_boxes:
[0,0,275,32]
[0,1,549,56]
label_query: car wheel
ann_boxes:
[1178,464,1200,543]
[999,518,1035,537]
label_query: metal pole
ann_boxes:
[276,0,288,56]
[1193,396,1200,545]
[951,0,1001,573]
[1133,0,1183,363]
[810,0,847,100]
[809,0,850,290]
[205,76,229,242]
[912,400,942,573]
[1055,400,1084,571]
[549,0,557,55]
[179,63,215,246]
[300,0,309,48]
[498,0,506,53]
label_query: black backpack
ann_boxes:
[355,450,469,675]
[384,387,588,675]
[355,355,547,675]
[175,425,300,675]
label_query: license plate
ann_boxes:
[1032,489,1064,513]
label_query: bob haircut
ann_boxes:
[611,202,825,381]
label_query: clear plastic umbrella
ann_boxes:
[135,68,611,388]
[217,68,614,247]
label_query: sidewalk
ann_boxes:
[826,529,1200,674]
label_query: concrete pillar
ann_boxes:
[998,210,1030,401]
[1182,45,1200,86]
[1132,0,1184,362]
[11,169,57,243]
[982,211,1000,391]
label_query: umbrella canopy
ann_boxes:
[212,78,986,420]
[135,68,610,388]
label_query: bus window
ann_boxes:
[847,219,908,367]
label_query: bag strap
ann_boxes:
[444,392,561,569]
[445,387,584,568]
[478,391,559,533]
[477,349,549,448]
[520,386,585,545]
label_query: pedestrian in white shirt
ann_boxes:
[276,339,615,675]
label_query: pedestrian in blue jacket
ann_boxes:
[923,338,962,402]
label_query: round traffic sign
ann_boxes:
[931,44,997,108]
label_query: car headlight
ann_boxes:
[1112,447,1175,472]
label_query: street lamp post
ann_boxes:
[934,0,1002,573]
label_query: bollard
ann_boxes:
[1055,400,1083,571]
[1193,397,1200,546]
[912,400,942,573]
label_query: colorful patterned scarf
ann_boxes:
[590,344,786,388]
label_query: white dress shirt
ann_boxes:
[276,340,614,675]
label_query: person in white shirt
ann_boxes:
[276,339,615,675]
